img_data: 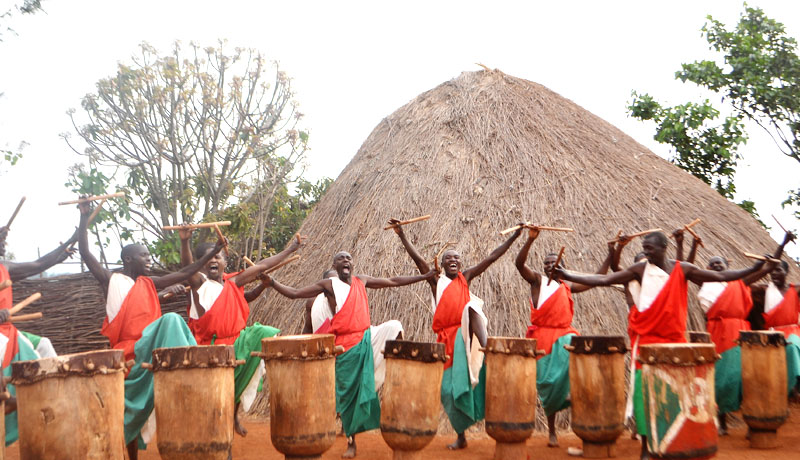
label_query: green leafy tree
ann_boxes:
[629,6,800,220]
[63,41,328,264]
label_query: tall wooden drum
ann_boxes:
[11,349,126,460]
[484,337,537,460]
[567,336,627,458]
[380,340,445,460]
[256,334,337,460]
[149,345,237,460]
[740,330,788,449]
[638,344,718,460]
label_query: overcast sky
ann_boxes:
[0,0,798,266]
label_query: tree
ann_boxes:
[629,6,800,220]
[63,41,327,265]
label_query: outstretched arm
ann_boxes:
[463,226,522,282]
[177,225,203,290]
[151,239,226,290]
[570,242,617,294]
[233,235,303,287]
[514,227,541,285]
[5,229,78,281]
[77,201,112,292]
[360,269,438,289]
[390,220,434,289]
[269,277,330,300]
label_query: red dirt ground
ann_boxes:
[6,403,799,459]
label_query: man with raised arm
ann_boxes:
[515,226,614,448]
[696,233,791,434]
[749,232,800,398]
[78,202,225,460]
[267,251,436,459]
[179,227,302,436]
[391,221,521,450]
[552,231,774,460]
[0,225,76,445]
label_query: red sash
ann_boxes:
[526,282,578,356]
[432,273,471,370]
[329,277,371,353]
[706,280,752,354]
[629,264,688,368]
[764,285,800,338]
[191,274,248,345]
[101,276,162,363]
[0,265,11,311]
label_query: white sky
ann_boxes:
[0,0,798,266]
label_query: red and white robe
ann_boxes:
[526,277,578,355]
[431,273,486,386]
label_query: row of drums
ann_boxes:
[0,330,791,460]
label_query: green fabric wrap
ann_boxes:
[786,333,800,395]
[634,369,647,436]
[233,322,279,403]
[440,326,485,433]
[715,346,742,414]
[124,313,196,446]
[4,332,39,446]
[19,331,41,349]
[335,329,380,437]
[536,333,574,417]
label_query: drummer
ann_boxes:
[514,225,614,447]
[178,226,301,436]
[552,231,775,460]
[77,202,225,460]
[0,223,79,446]
[266,251,436,458]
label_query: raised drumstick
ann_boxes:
[500,223,574,236]
[10,312,42,322]
[607,228,663,244]
[9,292,41,315]
[0,280,11,292]
[772,214,796,245]
[162,221,232,231]
[547,246,565,286]
[384,215,431,230]
[6,196,25,228]
[59,192,126,206]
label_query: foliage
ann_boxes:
[630,6,800,220]
[63,41,328,265]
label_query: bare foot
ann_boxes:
[342,437,356,458]
[547,433,559,447]
[447,433,468,450]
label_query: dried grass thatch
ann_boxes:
[249,69,796,423]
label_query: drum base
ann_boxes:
[391,449,424,460]
[749,429,779,449]
[582,440,617,458]
[493,441,527,460]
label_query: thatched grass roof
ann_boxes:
[248,69,793,420]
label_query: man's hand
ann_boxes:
[388,219,404,235]
[0,309,9,324]
[178,223,194,241]
[672,228,684,244]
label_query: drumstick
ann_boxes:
[162,221,232,231]
[743,252,782,264]
[264,254,300,274]
[499,223,574,236]
[9,292,41,315]
[383,215,431,230]
[607,228,662,244]
[87,199,107,226]
[213,224,229,257]
[6,196,25,228]
[772,214,796,245]
[546,246,565,286]
[10,312,42,322]
[0,280,11,292]
[162,286,191,300]
[58,192,126,206]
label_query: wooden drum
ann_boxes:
[567,336,627,458]
[484,337,537,460]
[380,340,446,460]
[740,331,788,449]
[638,344,718,460]
[11,349,126,460]
[256,334,337,460]
[149,345,237,460]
